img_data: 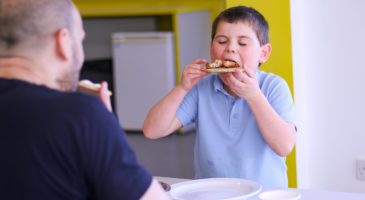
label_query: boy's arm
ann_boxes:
[247,92,296,157]
[143,85,188,139]
[225,68,296,157]
[143,58,208,139]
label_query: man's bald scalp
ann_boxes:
[0,0,74,54]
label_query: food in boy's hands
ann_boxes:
[78,80,112,96]
[204,59,244,73]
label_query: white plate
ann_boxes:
[258,190,301,200]
[169,178,262,200]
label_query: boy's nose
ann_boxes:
[225,43,237,53]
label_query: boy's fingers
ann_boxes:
[193,58,208,64]
[99,81,113,112]
[243,64,254,78]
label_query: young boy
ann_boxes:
[143,5,296,187]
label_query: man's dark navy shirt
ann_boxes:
[0,78,152,200]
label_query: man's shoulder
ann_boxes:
[57,92,102,110]
[52,92,110,121]
[40,91,120,142]
[1,78,103,113]
[23,85,109,121]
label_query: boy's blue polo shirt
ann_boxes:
[176,70,296,187]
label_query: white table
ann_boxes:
[155,176,365,200]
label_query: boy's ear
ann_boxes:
[259,43,272,64]
[54,28,72,61]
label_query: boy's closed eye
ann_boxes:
[214,38,248,46]
[215,38,228,44]
[238,38,250,46]
[238,41,247,46]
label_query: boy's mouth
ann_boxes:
[204,59,242,72]
[223,59,240,67]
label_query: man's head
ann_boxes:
[211,6,269,46]
[0,0,85,91]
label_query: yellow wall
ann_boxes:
[74,0,225,20]
[225,0,296,187]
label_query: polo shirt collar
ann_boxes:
[213,75,224,93]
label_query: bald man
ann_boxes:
[0,0,169,199]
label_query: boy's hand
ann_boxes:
[225,65,261,100]
[179,58,208,91]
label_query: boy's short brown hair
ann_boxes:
[211,5,269,46]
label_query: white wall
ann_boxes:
[291,0,365,193]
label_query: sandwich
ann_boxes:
[78,79,112,96]
[203,59,244,73]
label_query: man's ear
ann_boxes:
[54,28,72,61]
[259,43,272,64]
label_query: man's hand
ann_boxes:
[98,81,112,112]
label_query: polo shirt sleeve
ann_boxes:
[80,99,152,200]
[266,77,296,127]
[176,86,198,126]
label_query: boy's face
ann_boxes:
[210,21,271,72]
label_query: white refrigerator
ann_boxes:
[112,32,175,131]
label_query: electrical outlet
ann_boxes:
[356,159,365,180]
